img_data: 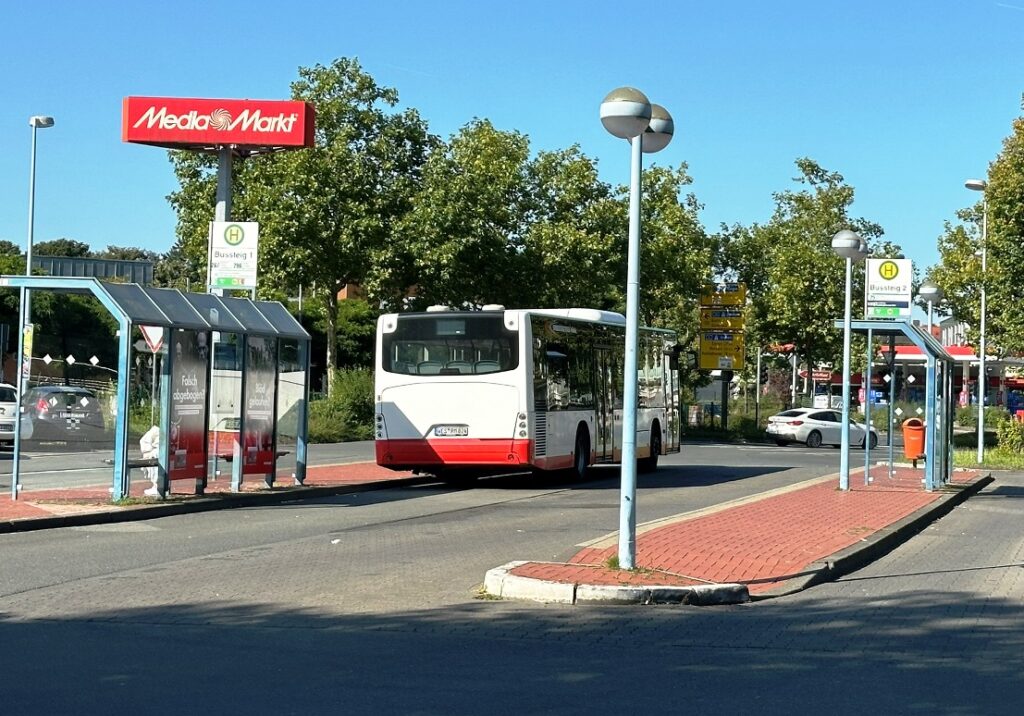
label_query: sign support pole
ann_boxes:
[209,146,233,297]
[888,334,897,479]
[754,348,762,428]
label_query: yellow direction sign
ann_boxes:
[699,331,745,371]
[700,307,745,331]
[700,282,747,307]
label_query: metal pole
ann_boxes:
[927,301,933,333]
[754,348,762,427]
[13,124,41,500]
[215,147,232,223]
[24,123,39,327]
[864,328,873,485]
[978,199,987,464]
[210,146,232,297]
[888,334,896,480]
[925,356,937,490]
[150,353,157,426]
[618,134,643,570]
[840,256,853,490]
[791,352,798,408]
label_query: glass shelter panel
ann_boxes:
[10,291,121,495]
[276,339,304,455]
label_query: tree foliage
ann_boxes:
[34,238,91,257]
[726,159,889,382]
[979,116,1024,355]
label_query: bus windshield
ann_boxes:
[382,314,519,375]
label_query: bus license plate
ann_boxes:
[434,425,468,437]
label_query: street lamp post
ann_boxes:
[24,115,54,327]
[966,179,987,464]
[918,281,944,334]
[12,115,54,500]
[600,88,673,570]
[832,230,869,491]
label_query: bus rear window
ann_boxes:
[382,314,518,376]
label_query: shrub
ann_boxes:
[307,368,374,443]
[997,418,1024,454]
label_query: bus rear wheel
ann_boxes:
[639,424,661,473]
[568,428,590,481]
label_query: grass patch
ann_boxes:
[954,448,1024,471]
[473,587,503,601]
[113,496,159,506]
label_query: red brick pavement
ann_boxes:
[512,467,983,595]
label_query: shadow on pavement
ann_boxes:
[1,591,1022,714]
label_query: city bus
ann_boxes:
[374,306,681,479]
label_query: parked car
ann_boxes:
[766,407,878,448]
[21,385,106,444]
[0,383,18,447]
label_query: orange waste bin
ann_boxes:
[902,418,925,461]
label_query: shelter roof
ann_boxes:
[0,276,308,340]
[837,319,955,363]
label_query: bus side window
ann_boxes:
[546,344,570,410]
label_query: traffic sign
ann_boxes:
[700,282,747,307]
[699,307,745,331]
[699,331,745,370]
[866,258,912,319]
[140,325,164,353]
[208,221,259,290]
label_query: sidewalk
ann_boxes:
[484,465,991,605]
[0,461,419,532]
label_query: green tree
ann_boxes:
[726,159,887,388]
[96,245,161,262]
[634,163,716,333]
[246,58,435,394]
[398,119,531,308]
[166,58,436,394]
[520,146,620,310]
[164,151,217,289]
[924,213,980,342]
[975,115,1024,354]
[34,238,92,257]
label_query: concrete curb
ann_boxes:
[484,561,576,604]
[0,475,437,535]
[752,472,995,600]
[483,561,750,606]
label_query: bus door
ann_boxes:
[594,346,617,462]
[664,357,680,452]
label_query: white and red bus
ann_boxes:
[374,306,680,479]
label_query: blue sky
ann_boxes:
[1,0,1021,273]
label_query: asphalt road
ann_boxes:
[2,443,1021,715]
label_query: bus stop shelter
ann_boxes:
[839,319,956,491]
[0,276,310,501]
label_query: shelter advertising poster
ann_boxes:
[169,330,209,480]
[242,336,277,475]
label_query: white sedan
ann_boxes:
[766,408,879,448]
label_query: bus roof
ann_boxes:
[524,308,626,325]
[382,307,676,337]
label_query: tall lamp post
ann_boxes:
[600,88,673,570]
[13,115,55,500]
[966,178,987,464]
[918,281,944,334]
[832,229,869,491]
[24,115,54,326]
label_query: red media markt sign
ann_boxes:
[122,96,315,150]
